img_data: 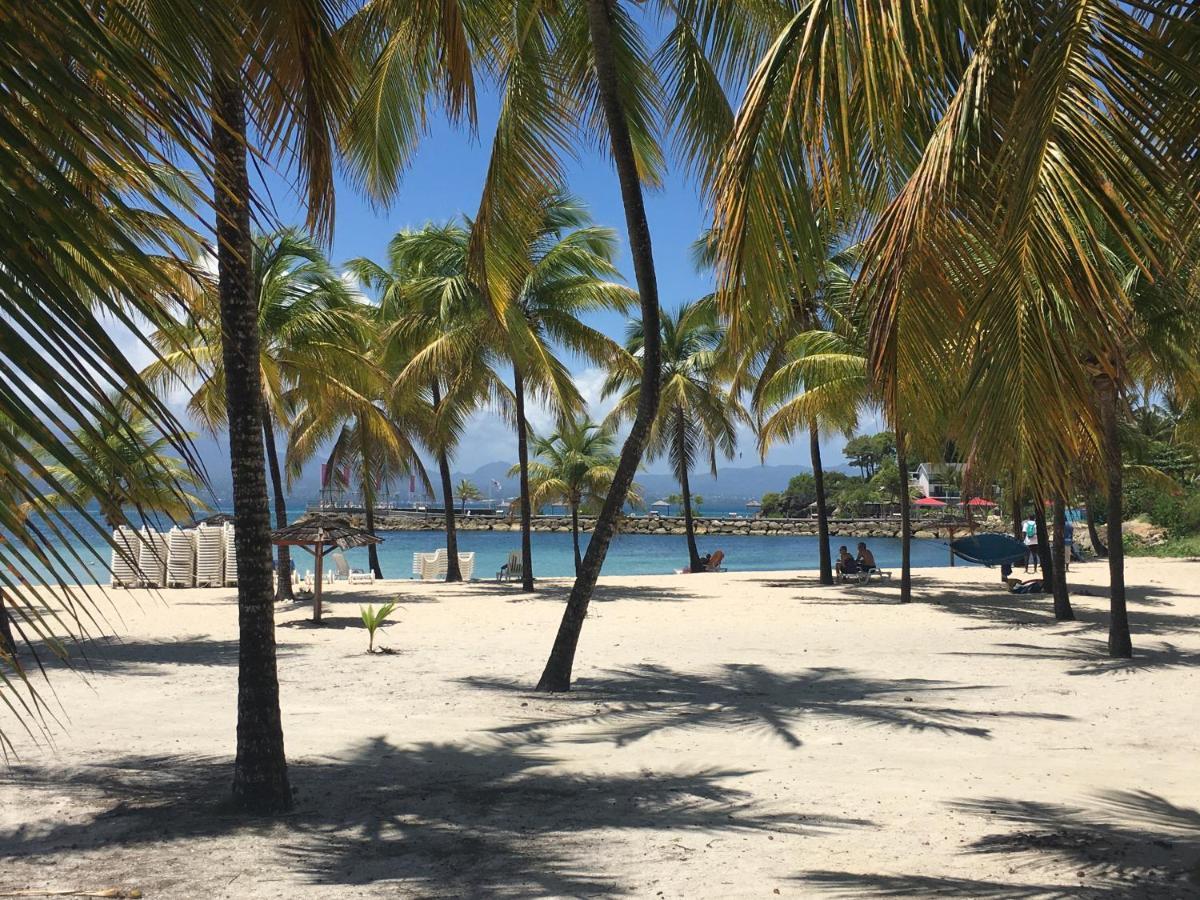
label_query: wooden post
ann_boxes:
[314,543,324,623]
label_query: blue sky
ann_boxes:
[157,79,878,495]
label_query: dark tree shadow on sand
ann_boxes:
[943,639,1200,676]
[0,737,864,897]
[796,790,1200,898]
[462,664,1071,748]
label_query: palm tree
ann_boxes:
[0,1,219,750]
[496,194,635,592]
[713,4,1200,657]
[42,401,206,529]
[379,0,784,690]
[522,418,642,576]
[605,302,740,573]
[457,480,483,512]
[146,230,364,599]
[348,223,510,583]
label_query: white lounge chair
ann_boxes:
[457,552,475,581]
[332,551,375,585]
[413,548,447,581]
[194,523,224,587]
[166,527,196,588]
[136,528,168,587]
[222,522,238,586]
[110,526,140,588]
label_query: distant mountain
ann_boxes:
[201,448,839,509]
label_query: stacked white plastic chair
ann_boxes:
[166,527,196,588]
[194,523,225,587]
[136,528,168,587]
[223,522,238,586]
[110,526,140,588]
[457,552,475,581]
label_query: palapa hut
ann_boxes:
[271,514,382,622]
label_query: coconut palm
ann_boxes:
[146,229,365,599]
[605,302,740,572]
[457,480,483,512]
[348,223,510,583]
[345,0,785,690]
[499,194,635,591]
[286,333,432,582]
[521,417,642,576]
[0,1,219,750]
[713,3,1200,658]
[42,402,206,530]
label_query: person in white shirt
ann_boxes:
[1021,517,1039,573]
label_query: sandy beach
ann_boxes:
[1,559,1197,898]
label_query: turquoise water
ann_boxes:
[324,528,963,580]
[16,507,968,585]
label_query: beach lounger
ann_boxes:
[136,528,168,587]
[413,549,447,581]
[457,552,475,581]
[497,550,522,582]
[110,526,140,588]
[332,551,375,585]
[845,566,892,585]
[166,527,196,588]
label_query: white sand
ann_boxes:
[1,558,1198,898]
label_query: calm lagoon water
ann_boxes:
[331,527,964,581]
[23,508,968,585]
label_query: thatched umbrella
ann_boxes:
[270,515,382,622]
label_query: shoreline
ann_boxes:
[336,510,1007,541]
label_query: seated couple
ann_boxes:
[836,542,876,580]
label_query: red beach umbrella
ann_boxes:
[913,497,946,507]
[964,498,997,507]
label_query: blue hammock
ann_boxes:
[950,533,1027,566]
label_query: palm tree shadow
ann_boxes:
[943,638,1200,676]
[461,664,1072,748]
[913,583,1200,635]
[0,737,865,897]
[796,790,1200,897]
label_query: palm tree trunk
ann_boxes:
[677,410,703,572]
[358,418,383,579]
[536,0,662,691]
[211,70,290,814]
[513,365,535,591]
[1085,493,1108,557]
[1051,497,1074,620]
[1034,497,1053,583]
[1010,475,1022,542]
[571,501,582,577]
[895,427,912,603]
[261,411,294,602]
[810,422,833,585]
[430,382,462,582]
[1097,376,1131,657]
[0,590,15,660]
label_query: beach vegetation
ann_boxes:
[360,601,398,654]
[605,301,742,573]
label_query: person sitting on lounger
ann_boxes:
[855,542,876,572]
[836,546,859,579]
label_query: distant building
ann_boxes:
[910,462,966,502]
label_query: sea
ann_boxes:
[16,504,970,586]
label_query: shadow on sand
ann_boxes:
[0,737,866,897]
[943,638,1200,676]
[462,663,1072,748]
[797,790,1200,897]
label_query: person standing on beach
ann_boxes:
[1063,517,1074,571]
[1022,516,1039,573]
